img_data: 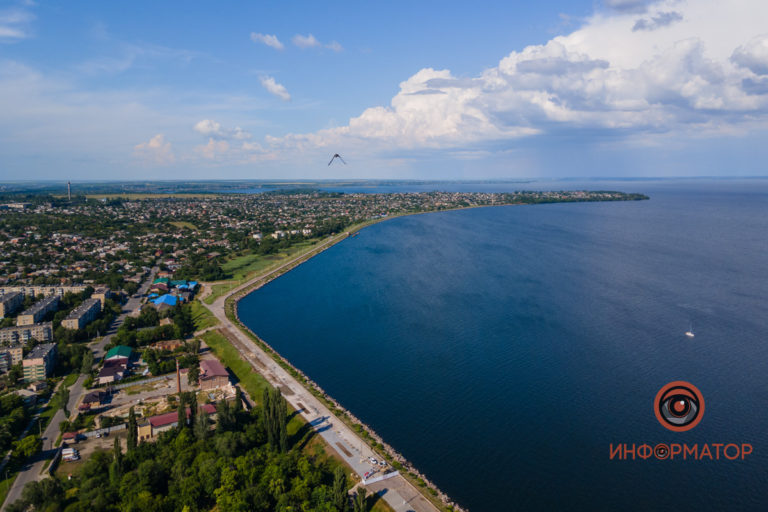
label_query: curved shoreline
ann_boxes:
[213,195,649,511]
[222,213,466,510]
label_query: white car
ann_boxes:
[369,458,378,465]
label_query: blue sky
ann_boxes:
[1,0,768,180]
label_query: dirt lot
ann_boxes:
[55,431,128,478]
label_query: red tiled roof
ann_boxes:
[149,410,186,428]
[149,404,218,427]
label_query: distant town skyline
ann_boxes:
[2,0,768,179]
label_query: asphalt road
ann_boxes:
[92,266,157,361]
[2,374,86,510]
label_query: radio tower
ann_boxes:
[67,181,71,201]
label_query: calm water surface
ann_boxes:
[238,179,768,511]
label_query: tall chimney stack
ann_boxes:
[67,181,71,201]
[176,359,181,395]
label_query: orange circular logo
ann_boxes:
[654,381,705,432]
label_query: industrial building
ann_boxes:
[199,359,230,391]
[61,298,101,330]
[0,292,23,318]
[137,404,218,442]
[0,322,53,345]
[22,343,57,382]
[17,296,60,326]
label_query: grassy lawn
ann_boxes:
[123,383,158,395]
[190,300,219,331]
[200,330,271,404]
[38,401,59,429]
[222,240,315,280]
[203,240,324,305]
[62,373,78,388]
[168,221,198,230]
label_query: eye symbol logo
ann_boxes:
[654,381,705,432]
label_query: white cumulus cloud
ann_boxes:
[196,138,230,159]
[292,33,320,48]
[134,134,175,165]
[194,119,251,140]
[263,0,768,156]
[291,33,342,51]
[250,32,284,50]
[259,75,291,101]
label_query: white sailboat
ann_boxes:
[685,322,695,338]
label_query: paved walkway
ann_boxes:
[201,233,440,512]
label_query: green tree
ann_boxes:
[186,391,197,432]
[194,409,210,440]
[262,387,288,452]
[51,387,70,417]
[353,487,369,512]
[332,466,349,512]
[80,349,94,374]
[187,364,199,386]
[16,434,42,459]
[110,436,123,487]
[177,393,186,431]
[216,400,233,432]
[127,406,137,451]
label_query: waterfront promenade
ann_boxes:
[200,231,442,512]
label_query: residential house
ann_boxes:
[105,345,133,361]
[97,359,127,385]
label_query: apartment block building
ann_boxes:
[0,322,53,345]
[22,343,56,382]
[61,298,101,330]
[0,292,23,318]
[17,296,60,326]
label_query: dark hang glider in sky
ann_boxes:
[328,153,347,166]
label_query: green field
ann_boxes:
[203,240,321,304]
[200,330,271,403]
[62,373,78,388]
[190,300,219,331]
[168,221,198,230]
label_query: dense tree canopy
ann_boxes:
[7,394,372,512]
